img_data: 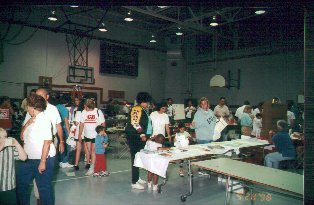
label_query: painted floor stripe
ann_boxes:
[51,169,130,183]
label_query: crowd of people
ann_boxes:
[0,90,304,204]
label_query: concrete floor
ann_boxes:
[3,137,304,205]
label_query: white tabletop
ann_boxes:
[134,138,269,178]
[192,158,303,196]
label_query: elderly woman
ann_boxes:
[125,92,152,190]
[16,94,56,205]
[264,120,296,169]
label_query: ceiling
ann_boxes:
[0,4,305,50]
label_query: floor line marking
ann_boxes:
[52,169,130,183]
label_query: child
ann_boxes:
[174,122,191,177]
[93,125,110,177]
[252,113,262,138]
[145,134,165,191]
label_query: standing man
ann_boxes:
[214,97,230,141]
[214,97,230,122]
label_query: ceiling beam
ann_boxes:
[123,6,232,40]
[184,7,240,23]
[0,18,167,52]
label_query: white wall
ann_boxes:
[0,25,167,103]
[187,51,304,107]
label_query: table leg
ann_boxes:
[180,160,193,202]
[158,171,168,193]
[224,176,230,205]
[250,188,254,205]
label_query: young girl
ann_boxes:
[174,122,191,177]
[78,98,106,176]
[94,125,110,177]
[145,134,165,191]
[252,113,262,138]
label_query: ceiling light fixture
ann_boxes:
[98,23,108,32]
[255,10,266,15]
[150,35,157,43]
[158,6,168,9]
[48,10,58,21]
[70,5,79,8]
[124,11,133,22]
[176,27,183,36]
[210,16,218,27]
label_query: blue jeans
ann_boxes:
[197,139,213,144]
[60,131,71,163]
[264,152,295,169]
[16,156,55,205]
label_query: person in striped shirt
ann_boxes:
[0,128,27,204]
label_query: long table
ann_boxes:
[192,158,303,205]
[134,138,269,199]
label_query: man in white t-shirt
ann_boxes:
[214,97,230,122]
[150,102,171,142]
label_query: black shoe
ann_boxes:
[85,164,90,170]
[74,165,79,171]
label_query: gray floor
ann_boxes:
[25,145,303,205]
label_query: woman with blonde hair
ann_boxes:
[191,97,216,144]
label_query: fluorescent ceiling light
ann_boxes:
[48,11,57,21]
[150,35,157,43]
[158,6,168,8]
[70,5,79,8]
[98,23,108,32]
[210,16,218,27]
[176,27,183,36]
[255,10,266,15]
[124,11,133,22]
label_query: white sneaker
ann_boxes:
[131,182,145,190]
[85,168,94,176]
[137,178,147,184]
[147,181,152,189]
[60,162,74,168]
[152,184,158,191]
